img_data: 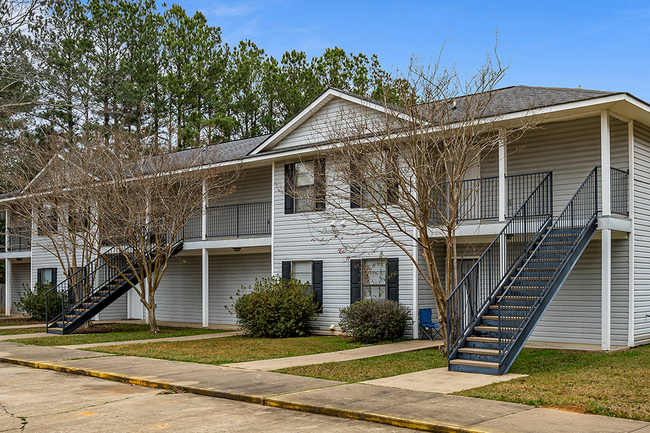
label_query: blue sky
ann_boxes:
[174,1,650,102]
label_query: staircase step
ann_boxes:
[483,315,525,321]
[535,241,574,246]
[489,305,531,311]
[458,347,499,356]
[449,359,499,369]
[497,294,538,299]
[533,249,569,254]
[517,267,557,272]
[475,325,518,332]
[525,258,563,263]
[466,336,499,343]
[503,285,544,290]
[510,276,552,281]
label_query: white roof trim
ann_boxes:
[248,88,411,155]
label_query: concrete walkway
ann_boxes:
[225,339,441,371]
[0,332,49,341]
[56,331,242,349]
[1,341,648,433]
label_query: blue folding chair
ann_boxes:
[418,308,442,341]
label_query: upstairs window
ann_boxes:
[285,160,326,214]
[350,154,398,208]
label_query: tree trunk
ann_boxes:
[147,291,159,333]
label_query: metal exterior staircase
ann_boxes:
[447,168,599,375]
[45,240,183,335]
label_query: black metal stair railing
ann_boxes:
[45,232,183,333]
[446,171,553,359]
[497,167,599,368]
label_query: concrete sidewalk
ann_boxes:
[0,341,648,433]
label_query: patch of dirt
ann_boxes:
[0,318,43,326]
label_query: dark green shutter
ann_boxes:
[284,164,294,214]
[387,258,399,301]
[37,268,43,285]
[350,259,361,303]
[281,261,291,281]
[315,159,326,211]
[312,260,323,312]
[51,268,57,288]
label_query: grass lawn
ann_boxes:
[456,347,650,422]
[90,336,369,365]
[9,323,225,346]
[274,349,448,382]
[0,327,46,335]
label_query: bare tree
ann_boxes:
[2,129,238,332]
[296,54,538,347]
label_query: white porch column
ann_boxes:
[628,120,635,347]
[270,162,275,276]
[499,133,508,276]
[498,133,507,222]
[5,208,11,315]
[601,110,612,351]
[202,249,209,328]
[4,259,11,316]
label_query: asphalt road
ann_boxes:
[0,363,414,432]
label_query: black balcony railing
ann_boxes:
[610,167,629,216]
[431,172,552,224]
[6,227,31,252]
[206,201,271,238]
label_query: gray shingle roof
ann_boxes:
[168,134,271,167]
[466,85,618,117]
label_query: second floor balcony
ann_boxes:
[181,201,272,241]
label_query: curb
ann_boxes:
[1,356,493,433]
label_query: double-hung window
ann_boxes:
[350,258,399,303]
[37,268,57,288]
[281,260,323,312]
[284,160,326,214]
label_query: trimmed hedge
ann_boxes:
[339,299,412,343]
[234,277,317,338]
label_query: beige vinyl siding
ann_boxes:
[208,252,271,325]
[481,148,499,179]
[97,295,127,320]
[30,242,63,289]
[633,122,650,345]
[530,238,628,346]
[272,160,415,332]
[272,98,386,151]
[215,166,272,206]
[508,116,628,216]
[611,238,630,346]
[154,255,202,323]
[10,262,30,313]
[531,240,602,344]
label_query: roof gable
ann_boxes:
[249,88,400,155]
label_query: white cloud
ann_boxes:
[213,4,255,17]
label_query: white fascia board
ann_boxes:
[248,88,412,156]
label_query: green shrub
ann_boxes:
[339,299,412,343]
[234,277,317,338]
[14,282,61,321]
